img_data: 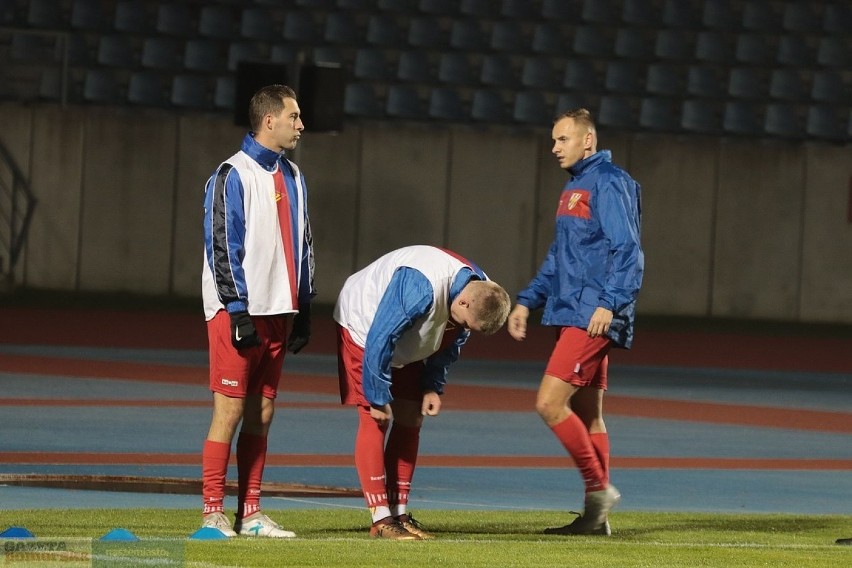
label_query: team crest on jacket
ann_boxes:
[557,189,591,219]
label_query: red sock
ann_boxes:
[550,413,606,493]
[202,440,230,515]
[384,423,420,516]
[236,432,267,519]
[354,407,390,516]
[590,432,610,486]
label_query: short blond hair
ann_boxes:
[555,107,596,133]
[468,280,511,335]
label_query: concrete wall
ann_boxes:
[1,102,851,323]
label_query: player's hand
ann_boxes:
[421,391,441,416]
[507,304,529,341]
[229,311,261,349]
[370,404,392,426]
[287,303,311,354]
[587,307,613,338]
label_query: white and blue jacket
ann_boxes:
[202,133,315,320]
[517,150,643,348]
[334,245,485,406]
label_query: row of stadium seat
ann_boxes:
[8,0,851,37]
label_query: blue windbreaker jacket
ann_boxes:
[516,150,644,348]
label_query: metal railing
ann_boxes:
[0,141,37,282]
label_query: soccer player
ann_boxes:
[334,245,511,540]
[508,108,644,535]
[200,85,315,538]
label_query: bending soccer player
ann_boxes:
[334,245,511,540]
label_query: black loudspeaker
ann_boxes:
[298,63,345,132]
[234,62,290,128]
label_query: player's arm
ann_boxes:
[421,326,470,396]
[362,268,434,408]
[288,171,315,354]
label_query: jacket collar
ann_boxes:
[568,149,611,177]
[241,132,283,172]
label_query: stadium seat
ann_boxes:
[563,59,602,92]
[764,103,804,138]
[114,0,152,34]
[598,96,636,129]
[460,0,495,17]
[541,0,580,21]
[741,0,782,31]
[810,70,846,104]
[228,42,263,72]
[367,13,405,46]
[775,35,815,67]
[817,36,849,68]
[450,18,488,51]
[582,0,618,23]
[614,28,655,61]
[604,61,644,95]
[513,91,552,124]
[408,16,446,49]
[490,21,526,53]
[344,83,384,117]
[156,3,194,37]
[572,25,613,58]
[128,71,167,106]
[184,39,223,72]
[639,97,680,131]
[702,0,738,30]
[686,65,724,98]
[806,105,844,140]
[438,52,478,86]
[140,37,182,70]
[0,0,18,25]
[782,3,821,33]
[531,23,565,55]
[555,93,590,114]
[38,67,64,101]
[398,51,435,83]
[241,7,280,41]
[270,45,298,66]
[480,54,518,88]
[354,48,394,81]
[325,11,361,44]
[681,99,722,134]
[521,57,557,89]
[199,5,235,38]
[655,29,693,61]
[213,75,237,110]
[822,3,851,35]
[311,46,343,65]
[97,35,137,68]
[83,69,121,104]
[500,0,535,19]
[284,11,320,43]
[768,69,807,102]
[71,0,109,30]
[734,33,774,65]
[662,0,701,28]
[622,0,659,26]
[695,31,731,63]
[723,101,763,135]
[428,87,467,121]
[27,0,62,28]
[171,75,211,108]
[727,67,766,100]
[386,85,425,119]
[10,33,56,63]
[471,89,509,122]
[646,63,684,97]
[419,0,456,15]
[67,34,94,65]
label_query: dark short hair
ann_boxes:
[248,85,297,132]
[554,107,596,131]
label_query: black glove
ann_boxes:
[287,303,311,354]
[229,311,260,349]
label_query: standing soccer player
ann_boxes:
[508,108,643,535]
[335,245,511,540]
[200,85,315,538]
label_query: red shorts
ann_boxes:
[545,326,611,390]
[336,325,424,407]
[207,310,289,399]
